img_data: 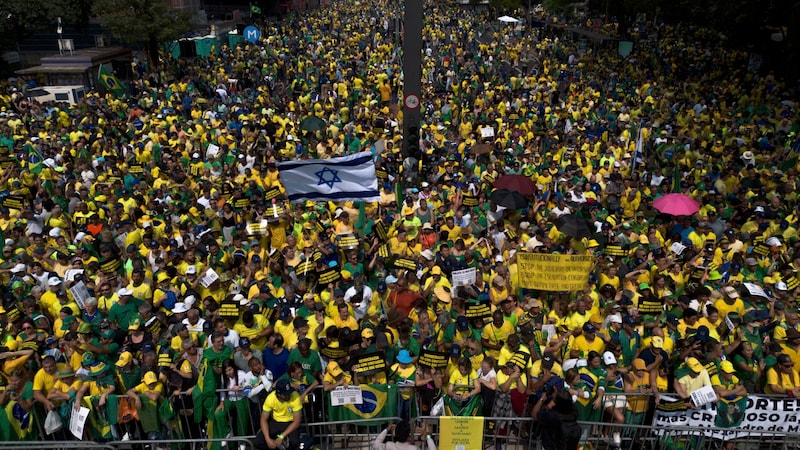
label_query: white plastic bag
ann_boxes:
[45,409,63,434]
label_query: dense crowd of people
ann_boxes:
[0,0,798,447]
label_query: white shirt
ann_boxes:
[371,429,437,450]
[241,370,274,403]
[344,285,373,320]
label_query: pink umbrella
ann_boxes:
[653,193,700,216]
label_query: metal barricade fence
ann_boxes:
[0,444,115,450]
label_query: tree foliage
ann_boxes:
[93,0,195,67]
[0,0,92,49]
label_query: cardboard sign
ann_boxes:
[374,220,388,241]
[317,267,341,284]
[218,300,241,318]
[264,187,281,200]
[392,257,416,270]
[354,351,387,376]
[638,297,664,315]
[246,220,269,235]
[294,260,314,276]
[604,245,627,257]
[320,344,350,360]
[234,198,251,209]
[465,301,492,319]
[462,194,479,207]
[2,195,25,210]
[752,243,770,257]
[418,349,449,369]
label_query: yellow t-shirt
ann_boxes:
[33,368,58,392]
[765,368,799,395]
[448,369,477,395]
[262,391,303,422]
[497,369,527,391]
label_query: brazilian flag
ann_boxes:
[250,3,262,14]
[327,384,398,425]
[715,395,747,428]
[23,143,42,175]
[98,65,126,97]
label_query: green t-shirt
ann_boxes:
[109,298,144,330]
[287,348,323,381]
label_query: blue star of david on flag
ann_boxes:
[315,167,342,188]
[276,152,381,202]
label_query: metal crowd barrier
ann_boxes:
[21,387,800,449]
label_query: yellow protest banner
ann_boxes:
[517,253,594,291]
[439,416,484,450]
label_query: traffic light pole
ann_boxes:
[401,0,423,177]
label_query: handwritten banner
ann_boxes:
[440,416,484,449]
[516,253,593,291]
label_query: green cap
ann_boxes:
[60,316,77,330]
[82,352,96,365]
[100,329,115,339]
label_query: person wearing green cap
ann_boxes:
[80,327,120,366]
[74,361,116,439]
[48,367,82,409]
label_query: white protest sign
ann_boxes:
[451,268,477,287]
[199,268,219,288]
[744,282,769,298]
[670,242,686,256]
[689,385,717,407]
[329,386,364,406]
[206,143,220,159]
[70,406,90,439]
[69,280,91,310]
[481,127,495,138]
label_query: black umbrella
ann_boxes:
[299,116,326,132]
[490,189,528,210]
[553,214,594,239]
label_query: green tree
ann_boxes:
[93,0,194,68]
[0,0,90,51]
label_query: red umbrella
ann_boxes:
[653,193,700,216]
[493,174,537,196]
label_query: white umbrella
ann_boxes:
[498,15,520,23]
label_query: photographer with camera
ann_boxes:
[538,386,581,450]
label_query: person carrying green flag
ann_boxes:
[98,65,126,97]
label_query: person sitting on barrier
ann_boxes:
[253,378,303,450]
[371,420,438,450]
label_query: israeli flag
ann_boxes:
[277,152,381,203]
